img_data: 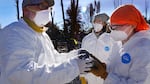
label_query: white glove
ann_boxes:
[76,58,93,74]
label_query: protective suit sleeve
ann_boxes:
[104,44,150,84]
[47,34,79,62]
[0,29,80,84]
[81,35,88,48]
[53,48,79,63]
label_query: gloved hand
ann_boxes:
[90,55,108,80]
[76,49,93,74]
[76,58,93,74]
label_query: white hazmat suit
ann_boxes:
[0,19,81,84]
[104,30,150,84]
[81,31,114,84]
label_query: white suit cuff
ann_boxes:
[104,73,120,84]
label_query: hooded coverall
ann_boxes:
[0,19,80,84]
[81,31,114,84]
[104,30,150,84]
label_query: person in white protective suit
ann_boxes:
[0,0,94,84]
[89,4,150,84]
[81,13,115,84]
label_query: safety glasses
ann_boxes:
[109,24,127,30]
[27,0,53,10]
[28,4,51,10]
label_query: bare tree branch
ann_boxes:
[15,0,20,20]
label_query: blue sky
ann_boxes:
[0,0,150,28]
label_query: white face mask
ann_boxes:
[110,30,128,41]
[93,23,103,32]
[33,9,50,27]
